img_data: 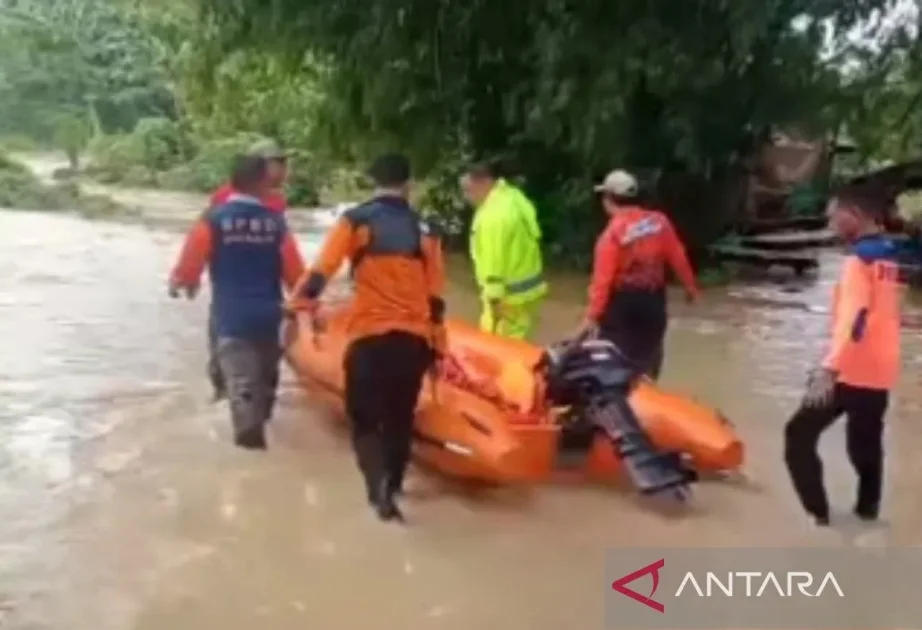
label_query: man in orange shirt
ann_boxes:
[784,185,902,527]
[573,170,699,379]
[169,155,305,450]
[289,153,446,522]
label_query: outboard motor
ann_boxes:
[538,337,694,502]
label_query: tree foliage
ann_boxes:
[0,0,174,141]
[837,5,922,163]
[197,0,910,258]
[4,0,922,261]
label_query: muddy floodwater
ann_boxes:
[3,194,922,629]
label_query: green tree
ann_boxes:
[51,112,92,168]
[197,0,906,260]
[0,0,175,141]
[837,6,922,163]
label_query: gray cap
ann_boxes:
[247,139,289,159]
[594,169,639,197]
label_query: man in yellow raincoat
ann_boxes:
[461,162,548,339]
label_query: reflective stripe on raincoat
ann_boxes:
[469,179,548,305]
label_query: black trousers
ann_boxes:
[599,288,667,380]
[344,331,432,496]
[784,383,888,520]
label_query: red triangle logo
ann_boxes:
[611,558,665,613]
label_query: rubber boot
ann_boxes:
[211,380,227,402]
[234,425,267,450]
[854,475,880,522]
[374,477,404,522]
[384,431,411,497]
[386,467,405,497]
[207,344,227,402]
[854,503,878,522]
[260,394,276,426]
[354,433,384,505]
[209,363,227,402]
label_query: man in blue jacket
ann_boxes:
[169,155,305,449]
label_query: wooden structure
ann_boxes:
[706,130,854,274]
[736,229,838,251]
[846,159,922,198]
[735,216,827,236]
[742,130,854,223]
[709,244,819,275]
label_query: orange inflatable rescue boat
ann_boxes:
[285,304,744,487]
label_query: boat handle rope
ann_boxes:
[280,305,324,351]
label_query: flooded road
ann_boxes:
[3,202,922,630]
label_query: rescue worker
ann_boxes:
[573,169,699,379]
[784,186,901,527]
[197,139,290,401]
[882,206,921,239]
[461,161,547,339]
[289,153,446,522]
[210,139,289,212]
[168,154,305,450]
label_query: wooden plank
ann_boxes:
[736,216,827,236]
[847,160,922,192]
[710,244,819,262]
[709,245,819,273]
[737,228,838,250]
